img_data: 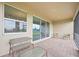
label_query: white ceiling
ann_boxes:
[6,2,79,22]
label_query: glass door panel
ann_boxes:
[46,22,50,37]
[41,20,46,39]
[33,17,40,41]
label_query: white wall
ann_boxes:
[0,3,53,56]
[53,20,73,39]
[0,3,7,56]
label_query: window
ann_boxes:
[4,5,27,33]
[33,16,50,41]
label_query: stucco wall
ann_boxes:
[0,3,53,56]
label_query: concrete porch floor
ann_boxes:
[3,38,79,57]
[36,38,79,57]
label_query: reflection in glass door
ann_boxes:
[33,17,40,41]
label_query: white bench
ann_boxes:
[9,37,47,57]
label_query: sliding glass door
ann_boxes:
[33,16,50,41]
[33,17,40,41]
